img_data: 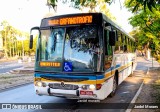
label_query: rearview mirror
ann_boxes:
[29,35,33,49]
[29,26,40,49]
[109,31,116,46]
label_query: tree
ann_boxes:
[47,0,110,10]
[0,21,10,58]
[127,0,160,12]
[125,0,160,62]
[46,0,116,21]
[47,0,159,13]
[0,20,33,58]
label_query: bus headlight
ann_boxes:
[42,82,47,87]
[82,85,88,90]
[89,85,95,90]
[81,85,96,90]
[35,81,47,87]
[35,81,42,87]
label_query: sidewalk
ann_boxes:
[10,61,34,74]
[135,56,160,72]
[143,56,160,68]
[0,56,35,74]
[130,57,160,112]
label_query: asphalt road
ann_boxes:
[0,76,143,112]
[0,57,158,112]
[0,61,23,74]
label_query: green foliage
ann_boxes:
[48,0,159,13]
[126,1,160,61]
[47,0,116,21]
[0,20,36,57]
[47,0,58,11]
[47,0,117,11]
[125,0,159,13]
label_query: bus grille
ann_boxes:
[48,83,79,90]
[41,75,89,82]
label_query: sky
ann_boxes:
[0,0,48,32]
[0,0,133,33]
[108,0,133,33]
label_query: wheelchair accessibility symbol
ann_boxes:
[63,62,72,72]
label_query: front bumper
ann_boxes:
[35,86,100,99]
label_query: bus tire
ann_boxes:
[109,76,117,97]
[129,65,134,77]
[129,70,133,77]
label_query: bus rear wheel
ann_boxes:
[129,65,134,77]
[109,76,117,97]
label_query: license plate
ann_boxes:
[80,90,93,95]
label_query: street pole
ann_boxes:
[152,54,153,67]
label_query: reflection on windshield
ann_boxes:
[40,25,100,72]
[69,26,98,52]
[64,26,99,72]
[40,28,64,61]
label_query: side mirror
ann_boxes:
[109,31,116,46]
[29,35,33,49]
[29,26,40,49]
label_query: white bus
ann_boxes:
[30,13,137,100]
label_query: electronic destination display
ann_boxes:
[40,13,102,27]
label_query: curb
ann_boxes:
[9,67,34,74]
[0,82,33,93]
[125,68,149,112]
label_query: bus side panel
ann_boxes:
[103,76,114,99]
[115,53,135,85]
[121,53,136,80]
[118,70,124,85]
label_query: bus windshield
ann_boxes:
[39,25,100,72]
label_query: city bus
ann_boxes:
[29,13,136,100]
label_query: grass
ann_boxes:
[151,70,160,103]
[0,73,34,90]
[152,80,160,103]
[0,73,33,78]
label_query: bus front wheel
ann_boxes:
[109,76,117,97]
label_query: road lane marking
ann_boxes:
[125,85,135,88]
[125,80,144,112]
[121,91,130,94]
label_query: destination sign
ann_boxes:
[40,13,102,28]
[39,62,60,67]
[48,15,93,26]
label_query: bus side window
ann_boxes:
[128,38,132,53]
[114,30,119,54]
[104,30,112,70]
[124,36,128,52]
[128,38,131,53]
[114,30,123,54]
